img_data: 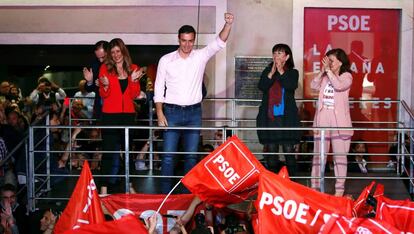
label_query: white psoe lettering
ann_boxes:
[328,15,370,31]
[259,192,309,225]
[212,155,241,185]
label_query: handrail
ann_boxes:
[401,100,414,120]
[23,98,414,212]
[0,110,50,167]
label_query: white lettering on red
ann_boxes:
[71,179,97,230]
[212,155,241,185]
[259,192,311,225]
[328,15,370,31]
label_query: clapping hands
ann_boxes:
[321,56,331,72]
[83,67,93,83]
[100,76,109,89]
[131,68,146,83]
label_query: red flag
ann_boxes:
[102,193,196,234]
[376,196,414,232]
[251,213,259,234]
[352,181,384,218]
[62,215,148,234]
[182,135,265,207]
[54,161,105,233]
[255,170,353,233]
[319,215,401,233]
[102,193,195,218]
[278,166,290,179]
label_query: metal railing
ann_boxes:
[14,98,414,211]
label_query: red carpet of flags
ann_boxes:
[53,136,414,234]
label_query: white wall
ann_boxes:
[227,0,293,98]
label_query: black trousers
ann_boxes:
[265,143,297,176]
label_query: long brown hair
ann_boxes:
[105,38,133,76]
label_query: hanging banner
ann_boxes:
[303,8,401,165]
[102,193,196,234]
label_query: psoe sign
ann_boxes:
[204,141,258,193]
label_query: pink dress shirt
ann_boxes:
[154,37,226,106]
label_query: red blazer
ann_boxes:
[99,64,140,114]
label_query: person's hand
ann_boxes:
[321,56,330,72]
[193,196,202,205]
[95,79,100,87]
[175,216,184,227]
[2,200,11,217]
[224,13,234,25]
[275,60,285,75]
[100,76,109,88]
[83,67,93,84]
[147,213,157,234]
[1,200,13,226]
[51,82,60,91]
[72,127,82,139]
[48,210,57,228]
[0,212,7,230]
[268,62,276,79]
[37,83,46,92]
[157,112,168,127]
[131,68,145,82]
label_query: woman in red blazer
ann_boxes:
[99,38,144,192]
[310,48,353,197]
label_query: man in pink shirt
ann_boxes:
[154,13,234,193]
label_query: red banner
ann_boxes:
[54,161,105,234]
[319,215,401,233]
[182,135,265,207]
[303,8,401,165]
[256,170,353,233]
[63,215,148,234]
[376,196,414,232]
[352,181,384,217]
[102,193,196,234]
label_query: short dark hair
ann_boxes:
[326,48,352,75]
[178,25,196,37]
[1,184,16,194]
[94,40,109,52]
[272,43,295,70]
[202,144,214,153]
[5,106,20,117]
[220,126,233,139]
[38,76,51,86]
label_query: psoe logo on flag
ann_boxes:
[204,141,258,193]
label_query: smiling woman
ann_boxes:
[97,38,145,193]
[256,43,302,176]
[310,48,353,197]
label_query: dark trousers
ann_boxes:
[100,113,135,188]
[265,143,297,176]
